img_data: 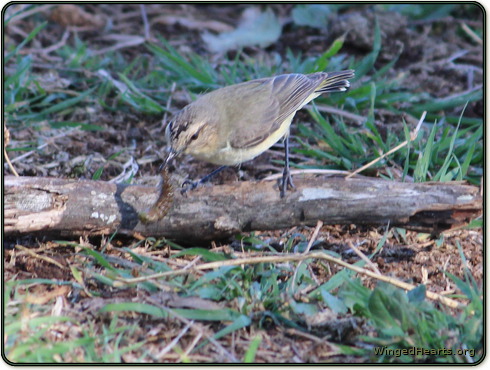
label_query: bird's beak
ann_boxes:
[165,149,176,164]
[159,148,177,171]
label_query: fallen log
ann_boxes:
[4,175,481,243]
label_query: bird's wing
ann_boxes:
[229,74,322,149]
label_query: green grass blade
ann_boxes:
[81,248,117,271]
[213,314,252,341]
[460,143,476,179]
[148,40,216,87]
[38,88,96,116]
[4,55,32,88]
[5,21,47,62]
[173,248,228,262]
[5,316,74,336]
[243,335,262,363]
[49,121,104,131]
[117,73,165,113]
[402,120,411,181]
[310,35,345,73]
[352,17,381,80]
[171,308,242,321]
[433,105,464,181]
[414,123,437,182]
[414,89,482,113]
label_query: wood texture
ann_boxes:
[4,175,481,243]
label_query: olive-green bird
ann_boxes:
[165,70,355,197]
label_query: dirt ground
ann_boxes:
[3,3,483,363]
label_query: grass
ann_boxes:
[5,14,482,185]
[3,3,483,364]
[4,239,483,363]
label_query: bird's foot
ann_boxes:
[279,167,295,198]
[181,179,200,195]
[180,166,228,196]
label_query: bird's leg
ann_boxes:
[280,135,295,198]
[181,165,227,194]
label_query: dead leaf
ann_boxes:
[153,15,233,33]
[202,7,282,53]
[25,285,71,305]
[51,295,66,316]
[50,5,106,29]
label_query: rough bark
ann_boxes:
[4,175,481,243]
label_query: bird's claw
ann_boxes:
[181,179,199,195]
[279,168,295,198]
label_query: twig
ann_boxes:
[15,245,65,269]
[6,23,29,38]
[348,241,381,275]
[435,84,482,102]
[156,320,193,360]
[310,104,367,126]
[446,49,470,63]
[290,220,323,294]
[12,242,69,255]
[149,303,239,362]
[40,29,70,54]
[140,4,151,40]
[10,128,80,164]
[182,255,202,271]
[304,220,323,254]
[6,4,56,24]
[406,50,478,74]
[18,29,70,59]
[285,328,323,344]
[183,332,203,359]
[114,250,462,309]
[346,111,426,178]
[92,35,146,56]
[461,23,483,45]
[4,128,19,176]
[4,149,19,175]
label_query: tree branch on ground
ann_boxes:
[5,175,481,243]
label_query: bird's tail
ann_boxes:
[316,70,355,93]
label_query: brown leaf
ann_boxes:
[152,15,233,33]
[25,285,71,305]
[50,5,105,29]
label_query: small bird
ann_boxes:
[165,70,355,197]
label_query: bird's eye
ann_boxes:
[190,132,199,141]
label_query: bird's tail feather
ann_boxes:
[316,70,355,93]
